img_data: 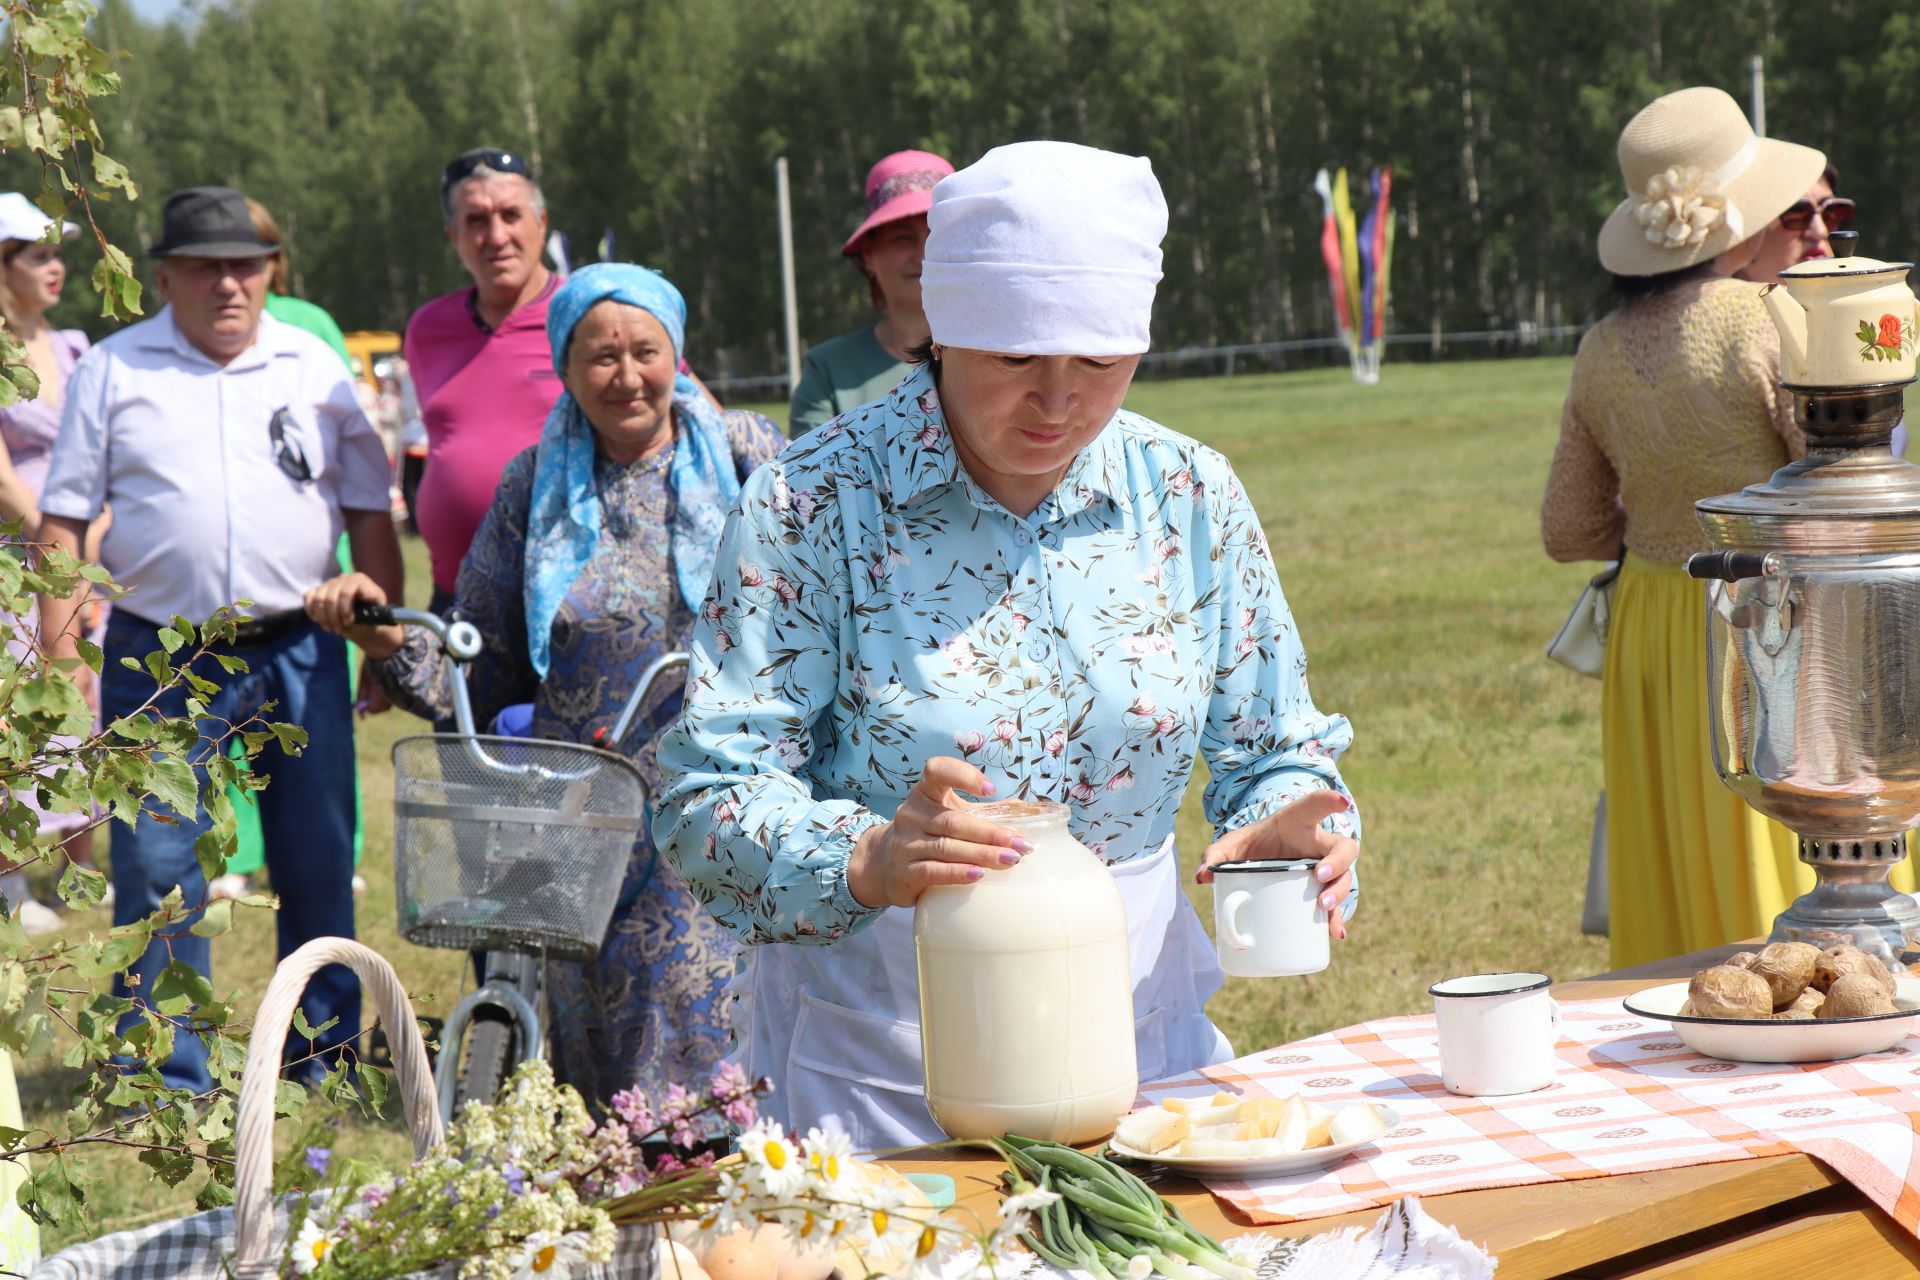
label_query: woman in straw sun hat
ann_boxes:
[1543,87,1915,966]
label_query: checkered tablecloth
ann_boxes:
[1141,996,1920,1230]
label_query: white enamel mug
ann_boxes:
[1211,859,1330,978]
[1430,972,1562,1097]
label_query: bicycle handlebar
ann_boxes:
[352,602,483,736]
[358,601,689,770]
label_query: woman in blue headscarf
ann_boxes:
[306,263,785,1107]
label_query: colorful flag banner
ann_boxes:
[1312,165,1394,383]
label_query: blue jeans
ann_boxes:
[104,611,360,1092]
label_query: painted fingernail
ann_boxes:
[999,851,1022,866]
[1320,891,1337,910]
[966,867,985,880]
[982,779,997,796]
[1317,863,1335,881]
[1012,837,1034,853]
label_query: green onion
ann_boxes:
[985,1136,1255,1280]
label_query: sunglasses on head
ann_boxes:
[1779,196,1854,235]
[440,148,533,196]
[269,407,312,485]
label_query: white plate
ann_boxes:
[1621,975,1920,1063]
[1107,1104,1400,1179]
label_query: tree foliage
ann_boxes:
[0,2,354,1245]
[23,0,1920,381]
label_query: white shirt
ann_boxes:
[41,307,391,624]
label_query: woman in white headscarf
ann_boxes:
[655,142,1363,1148]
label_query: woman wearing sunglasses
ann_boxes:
[1737,161,1851,282]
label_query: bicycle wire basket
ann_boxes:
[390,733,646,961]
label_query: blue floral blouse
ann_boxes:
[654,365,1359,946]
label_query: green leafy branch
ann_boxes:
[0,529,386,1237]
[0,0,142,411]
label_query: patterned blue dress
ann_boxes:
[374,408,785,1107]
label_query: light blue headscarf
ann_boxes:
[523,263,740,677]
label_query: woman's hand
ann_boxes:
[1196,789,1361,940]
[846,756,1030,910]
[303,572,406,661]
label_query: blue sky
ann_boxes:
[121,0,187,21]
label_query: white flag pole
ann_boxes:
[777,157,801,393]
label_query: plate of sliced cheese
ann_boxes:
[1107,1090,1397,1178]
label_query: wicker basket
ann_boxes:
[228,937,656,1280]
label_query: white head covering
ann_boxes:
[920,141,1166,357]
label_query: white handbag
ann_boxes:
[1546,555,1625,679]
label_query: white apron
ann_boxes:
[727,835,1234,1150]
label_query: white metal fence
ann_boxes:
[704,322,1591,403]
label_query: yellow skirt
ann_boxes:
[1602,553,1916,968]
[0,1052,37,1271]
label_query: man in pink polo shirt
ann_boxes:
[407,149,714,611]
[404,147,559,611]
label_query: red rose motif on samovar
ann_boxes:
[1881,314,1904,348]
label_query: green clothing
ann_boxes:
[787,323,910,435]
[265,292,352,369]
[233,297,359,878]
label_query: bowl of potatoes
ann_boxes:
[1622,942,1920,1063]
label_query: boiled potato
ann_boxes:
[1684,965,1772,1019]
[1818,970,1898,1019]
[1773,986,1826,1020]
[1815,946,1898,999]
[1750,942,1821,1010]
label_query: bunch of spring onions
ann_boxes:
[985,1135,1255,1280]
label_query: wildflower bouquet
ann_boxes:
[277,1060,1048,1280]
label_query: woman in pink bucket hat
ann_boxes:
[788,148,953,434]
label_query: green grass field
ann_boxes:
[28,355,1613,1249]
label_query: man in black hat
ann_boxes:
[37,185,404,1092]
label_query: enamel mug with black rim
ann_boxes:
[1210,858,1330,978]
[1430,972,1563,1097]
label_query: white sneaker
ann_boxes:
[17,900,62,937]
[207,873,250,902]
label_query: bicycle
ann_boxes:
[356,602,688,1121]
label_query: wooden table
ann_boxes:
[890,944,1920,1279]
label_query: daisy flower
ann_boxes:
[739,1120,808,1198]
[801,1127,854,1188]
[512,1231,584,1279]
[290,1216,338,1275]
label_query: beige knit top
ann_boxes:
[1542,277,1804,566]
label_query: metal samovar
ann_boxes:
[1687,232,1920,963]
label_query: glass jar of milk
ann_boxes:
[914,800,1137,1143]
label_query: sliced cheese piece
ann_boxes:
[1238,1096,1287,1138]
[1187,1101,1242,1129]
[1328,1103,1390,1148]
[1116,1107,1190,1155]
[1161,1096,1196,1115]
[1302,1100,1335,1150]
[1210,1091,1237,1107]
[1272,1095,1311,1152]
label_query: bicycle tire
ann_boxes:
[457,1008,516,1110]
